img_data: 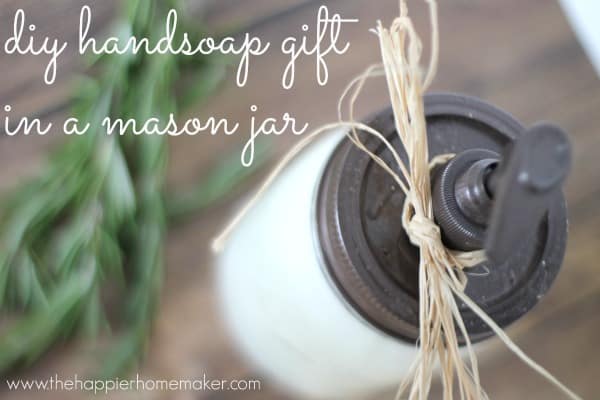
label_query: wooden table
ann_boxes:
[0,0,598,399]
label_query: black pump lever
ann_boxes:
[432,123,572,264]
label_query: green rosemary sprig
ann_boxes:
[0,0,263,376]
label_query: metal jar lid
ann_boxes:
[316,93,567,343]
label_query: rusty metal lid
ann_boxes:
[316,93,567,342]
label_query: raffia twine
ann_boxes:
[213,1,582,399]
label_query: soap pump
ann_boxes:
[216,93,570,399]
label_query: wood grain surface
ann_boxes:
[0,0,598,399]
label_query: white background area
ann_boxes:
[559,0,600,77]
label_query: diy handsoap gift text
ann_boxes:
[1,5,358,166]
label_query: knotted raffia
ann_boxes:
[371,2,488,398]
[213,1,581,399]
